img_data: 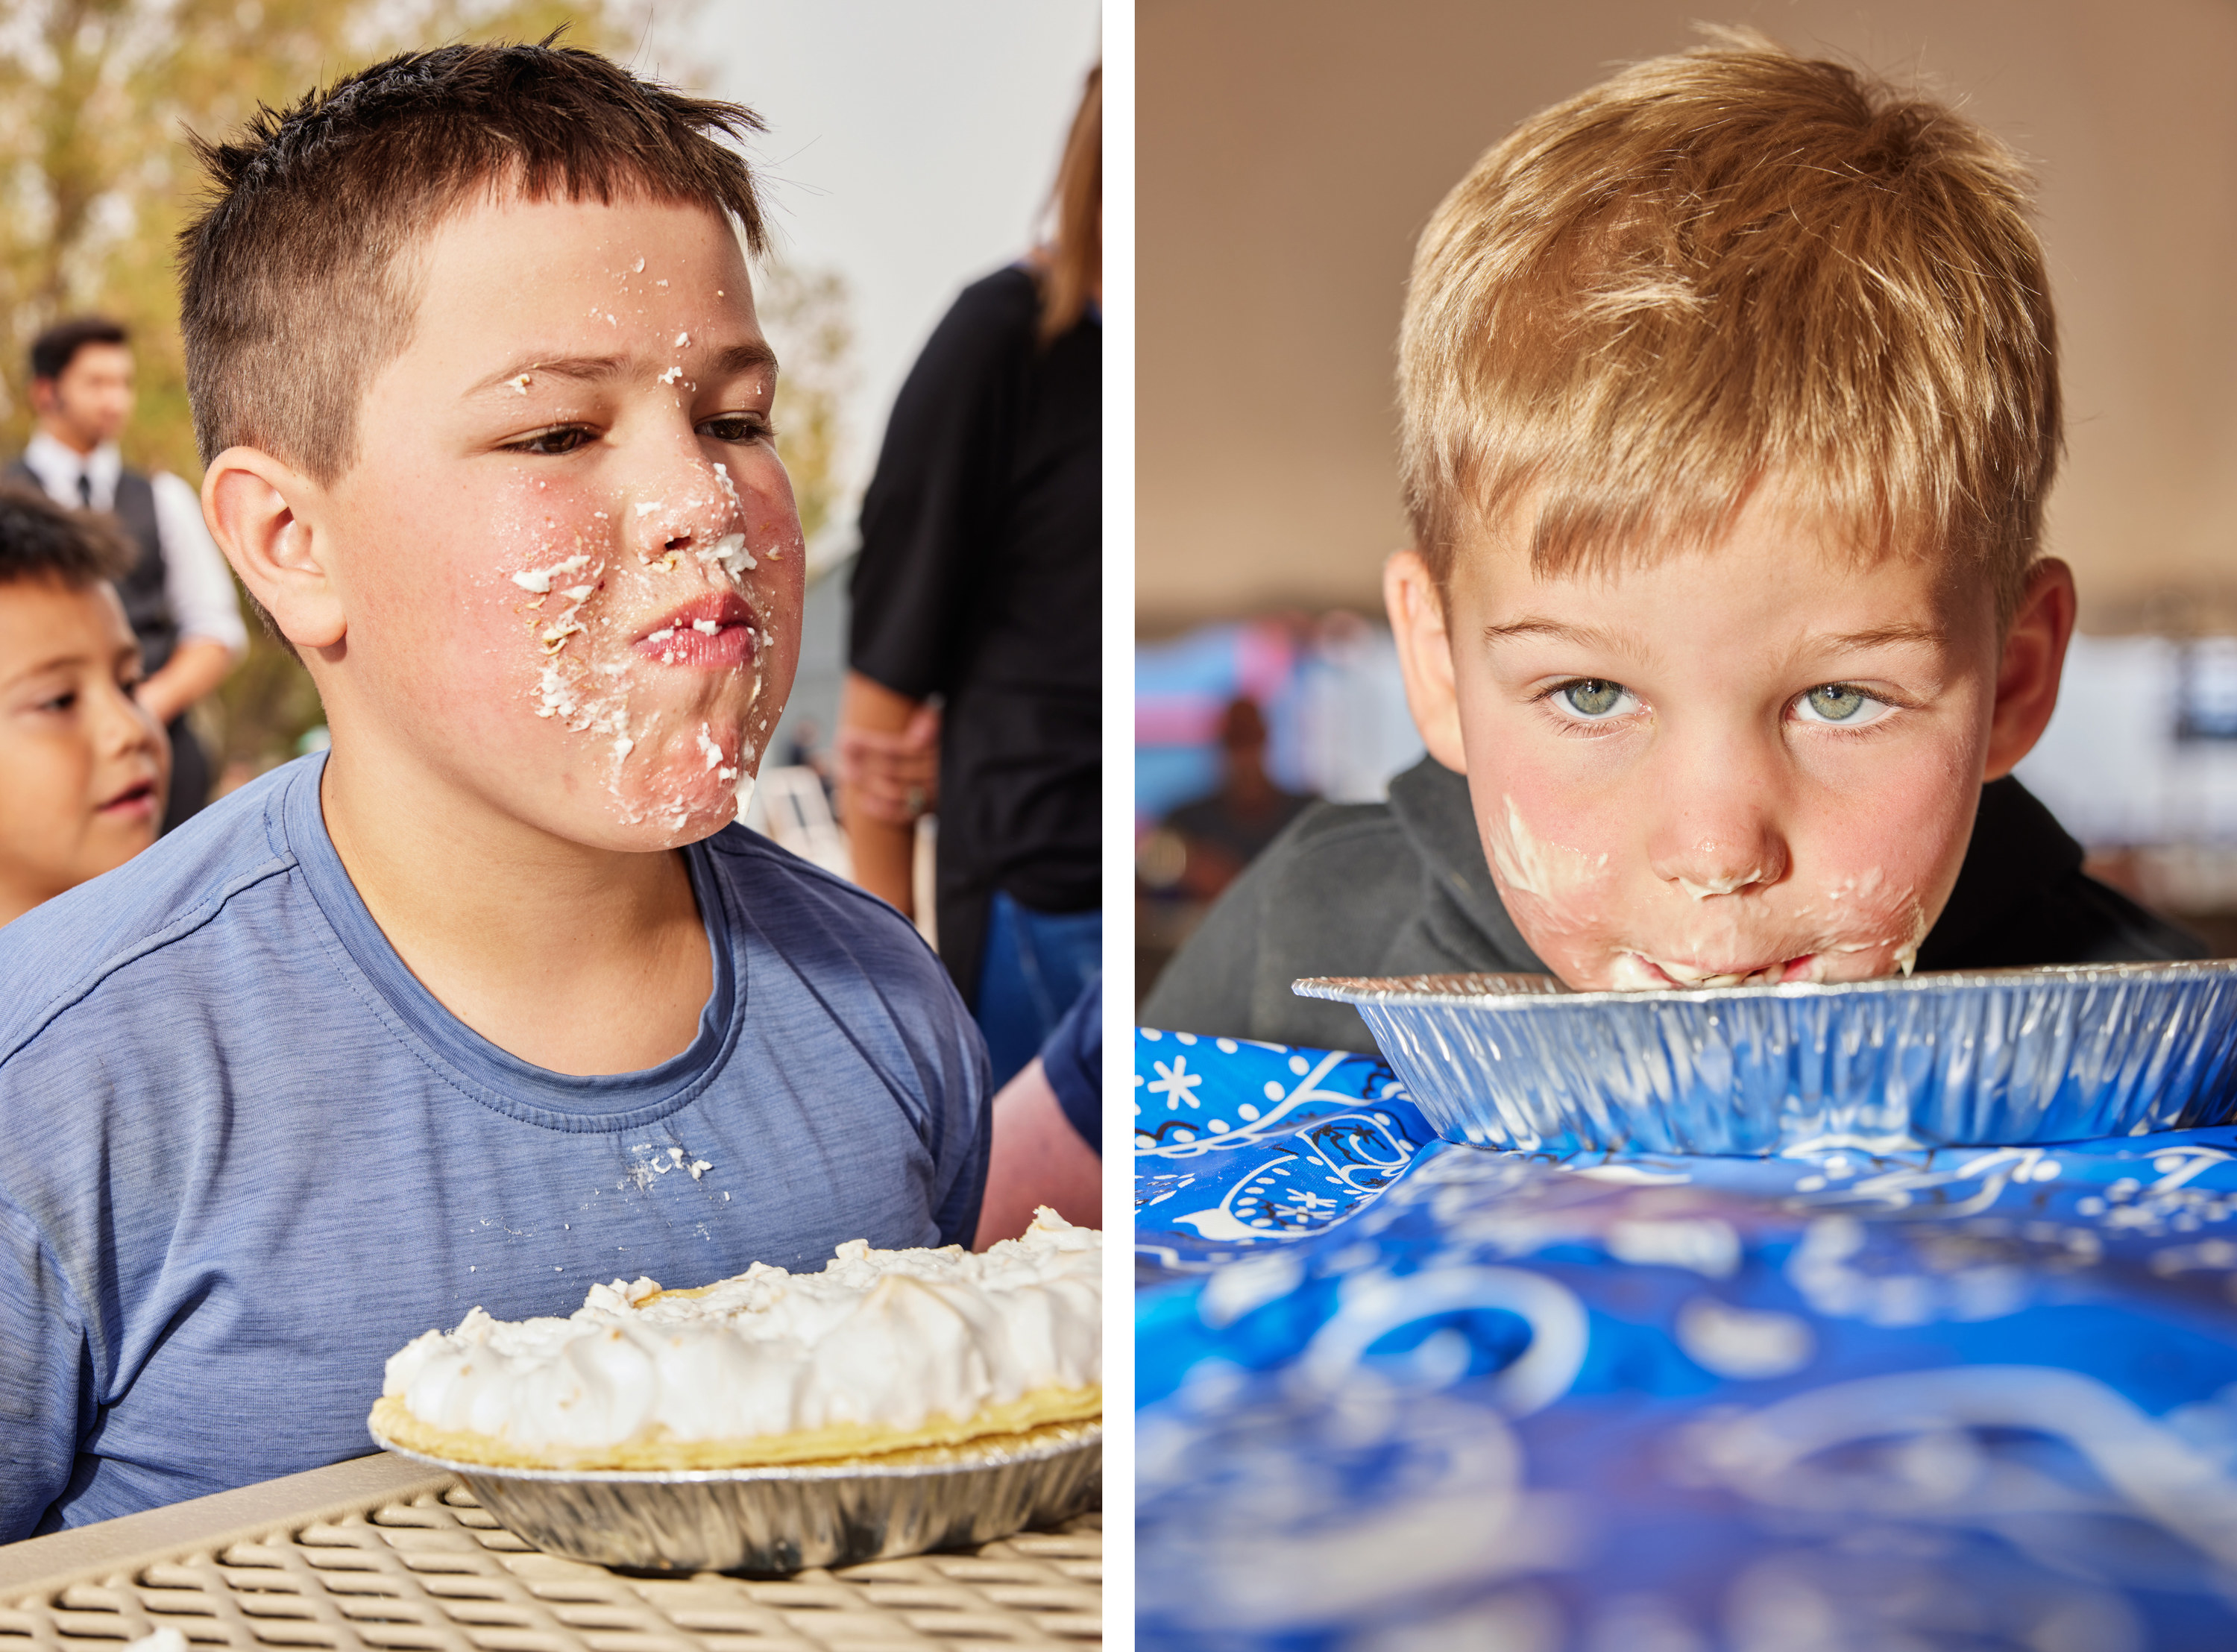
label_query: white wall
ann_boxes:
[2017,636,2237,846]
[663,2,1101,521]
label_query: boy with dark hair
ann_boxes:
[10,316,245,827]
[1144,29,2202,1053]
[0,482,169,926]
[0,42,987,1536]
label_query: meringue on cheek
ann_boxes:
[590,465,808,843]
[1479,787,1621,950]
[1439,507,1998,993]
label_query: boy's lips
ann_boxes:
[1618,950,1821,989]
[633,591,757,668]
[95,778,160,823]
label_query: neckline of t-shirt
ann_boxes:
[277,754,742,1128]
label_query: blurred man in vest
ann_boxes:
[9,318,246,830]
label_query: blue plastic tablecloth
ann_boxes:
[1134,1028,2237,1650]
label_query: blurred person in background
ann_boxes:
[1152,696,1315,902]
[839,66,1102,1088]
[7,318,246,831]
[0,483,169,927]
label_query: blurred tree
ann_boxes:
[0,0,860,786]
[0,0,649,476]
[752,260,855,567]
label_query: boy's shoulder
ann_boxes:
[689,820,984,1076]
[1220,757,1547,969]
[1140,760,1545,1050]
[1916,780,2208,969]
[696,817,944,967]
[0,758,308,1062]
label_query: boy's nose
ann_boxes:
[108,682,169,762]
[628,450,734,562]
[632,500,698,560]
[1645,764,1790,897]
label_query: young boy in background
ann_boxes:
[1144,29,2201,1054]
[0,42,987,1537]
[10,315,248,829]
[0,483,169,926]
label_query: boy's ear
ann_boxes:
[1983,558,2077,781]
[202,447,346,652]
[1384,549,1467,772]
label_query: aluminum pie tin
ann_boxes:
[1295,962,2237,1156]
[370,1419,1101,1575]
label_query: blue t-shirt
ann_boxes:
[0,756,989,1539]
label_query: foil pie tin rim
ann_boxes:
[368,1415,1103,1486]
[1294,958,2237,1011]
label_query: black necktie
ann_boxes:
[77,473,92,508]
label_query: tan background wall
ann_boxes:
[1137,0,2237,634]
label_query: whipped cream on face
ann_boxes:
[511,553,592,595]
[1487,794,1608,904]
[383,1211,1101,1454]
[700,532,757,578]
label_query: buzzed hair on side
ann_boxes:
[1400,26,2060,622]
[178,39,769,487]
[0,482,136,590]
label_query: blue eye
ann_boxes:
[1560,679,1628,717]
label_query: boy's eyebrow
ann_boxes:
[1,649,95,690]
[1481,618,1948,660]
[471,354,625,394]
[708,341,780,378]
[469,341,779,398]
[1481,618,1637,654]
[1812,622,1947,652]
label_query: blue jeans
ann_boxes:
[975,892,1102,1091]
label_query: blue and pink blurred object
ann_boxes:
[1134,615,1421,831]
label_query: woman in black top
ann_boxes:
[840,66,1101,1088]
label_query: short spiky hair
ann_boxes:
[1399,28,2060,620]
[179,40,768,485]
[0,482,135,590]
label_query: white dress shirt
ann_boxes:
[20,430,250,660]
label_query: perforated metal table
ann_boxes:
[0,1456,1101,1652]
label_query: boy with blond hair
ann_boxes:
[1145,29,2200,1053]
[0,43,987,1536]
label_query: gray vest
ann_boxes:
[4,458,177,674]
